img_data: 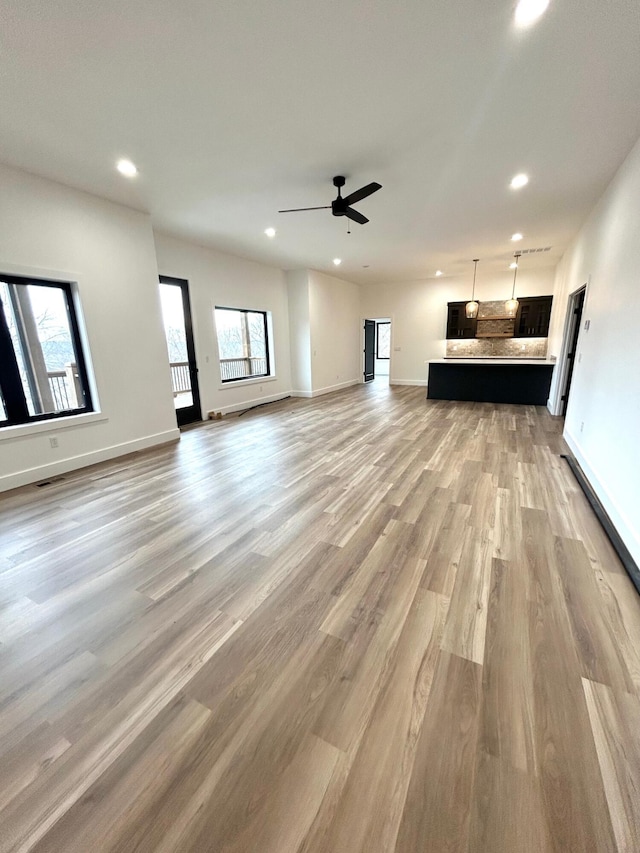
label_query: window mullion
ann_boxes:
[9,284,54,413]
[263,312,270,375]
[0,297,30,424]
[241,311,251,374]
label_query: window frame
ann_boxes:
[0,274,94,427]
[376,321,391,360]
[214,306,271,383]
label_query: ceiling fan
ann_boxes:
[278,175,382,225]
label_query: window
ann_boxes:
[376,322,390,359]
[214,307,270,382]
[0,275,93,427]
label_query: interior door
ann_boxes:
[159,276,202,427]
[363,319,375,382]
[561,287,586,416]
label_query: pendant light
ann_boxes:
[505,253,521,317]
[466,258,480,319]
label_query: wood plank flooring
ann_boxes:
[1,382,640,852]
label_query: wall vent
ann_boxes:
[35,476,66,488]
[520,246,552,254]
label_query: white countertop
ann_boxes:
[430,358,554,366]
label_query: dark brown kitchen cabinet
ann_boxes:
[446,302,478,339]
[515,296,553,338]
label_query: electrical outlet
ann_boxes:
[49,436,59,448]
[580,421,584,433]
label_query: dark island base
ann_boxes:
[427,362,554,406]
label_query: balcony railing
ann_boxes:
[46,359,268,410]
[169,361,191,395]
[220,357,267,381]
[47,364,80,411]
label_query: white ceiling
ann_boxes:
[1,0,639,284]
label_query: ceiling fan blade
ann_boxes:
[278,206,331,213]
[344,207,368,225]
[342,182,382,207]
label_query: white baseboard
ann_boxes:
[219,392,292,415]
[390,379,428,387]
[220,381,359,410]
[0,428,180,493]
[303,379,360,398]
[564,430,640,568]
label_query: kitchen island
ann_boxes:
[427,358,555,405]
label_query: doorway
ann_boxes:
[560,285,586,417]
[363,317,391,385]
[159,276,202,427]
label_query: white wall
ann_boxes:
[360,267,556,385]
[308,271,362,395]
[154,232,292,416]
[548,136,640,566]
[286,270,312,395]
[0,165,178,491]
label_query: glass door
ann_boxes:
[363,319,375,382]
[159,276,201,427]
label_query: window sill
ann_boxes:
[218,375,277,390]
[0,411,108,442]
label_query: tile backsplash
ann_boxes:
[476,300,512,319]
[446,337,548,358]
[475,318,515,337]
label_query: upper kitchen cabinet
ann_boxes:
[515,296,553,338]
[446,301,478,339]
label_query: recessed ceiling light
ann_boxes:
[510,261,518,269]
[264,227,276,238]
[511,232,524,242]
[515,0,550,27]
[116,159,138,178]
[435,270,443,277]
[333,258,342,266]
[510,173,529,189]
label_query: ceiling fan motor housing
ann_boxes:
[332,176,346,215]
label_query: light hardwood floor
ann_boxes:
[1,383,640,852]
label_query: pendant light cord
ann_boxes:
[471,258,479,300]
[511,253,521,298]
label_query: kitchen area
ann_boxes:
[427,292,555,405]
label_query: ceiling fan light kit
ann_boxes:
[278,175,382,225]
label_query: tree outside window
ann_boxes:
[376,322,390,359]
